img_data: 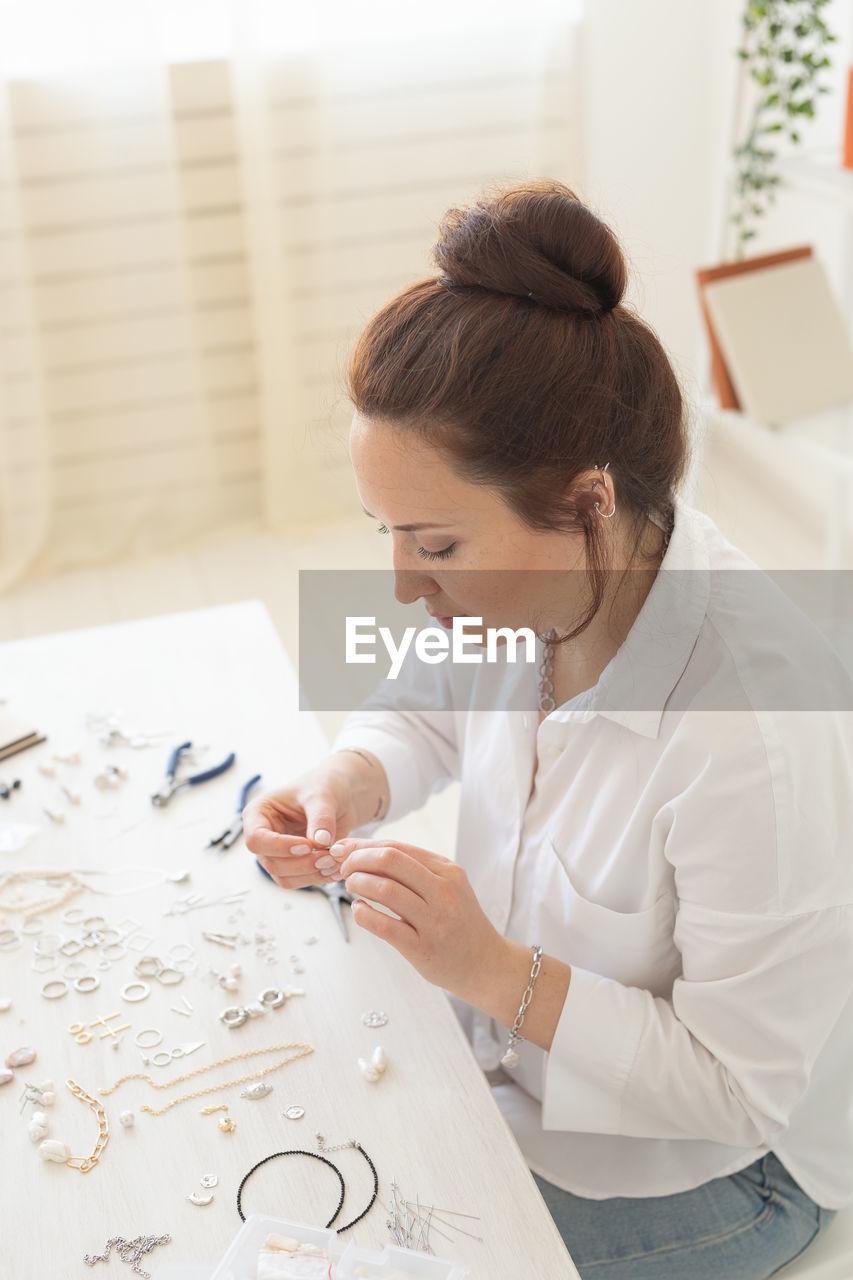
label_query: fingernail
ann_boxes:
[290,844,311,856]
[313,828,332,847]
[314,857,337,875]
[329,842,347,859]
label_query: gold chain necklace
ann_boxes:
[99,1042,314,1115]
[37,1079,110,1173]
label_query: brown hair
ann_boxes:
[346,178,690,644]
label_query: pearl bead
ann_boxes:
[37,1139,71,1162]
[119,1111,135,1127]
[358,1058,381,1083]
[5,1046,36,1069]
[222,977,240,992]
[40,1091,55,1107]
[371,1046,387,1074]
[0,1070,14,1087]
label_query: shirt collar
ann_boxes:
[549,494,711,739]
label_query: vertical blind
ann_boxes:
[0,15,582,588]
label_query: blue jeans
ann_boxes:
[533,1152,837,1279]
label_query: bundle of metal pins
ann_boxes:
[385,1179,482,1255]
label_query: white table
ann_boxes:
[0,602,580,1279]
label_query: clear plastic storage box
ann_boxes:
[208,1215,470,1280]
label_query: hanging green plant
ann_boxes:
[730,0,838,259]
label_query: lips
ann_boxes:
[428,612,457,630]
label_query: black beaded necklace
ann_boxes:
[236,1141,379,1234]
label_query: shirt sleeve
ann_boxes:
[331,653,461,833]
[541,708,853,1147]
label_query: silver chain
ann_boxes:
[501,945,543,1068]
[538,630,557,714]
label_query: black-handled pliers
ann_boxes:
[206,774,262,850]
[151,741,236,807]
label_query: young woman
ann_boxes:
[244,180,853,1278]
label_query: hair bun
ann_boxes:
[433,179,626,317]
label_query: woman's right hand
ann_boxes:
[242,762,360,889]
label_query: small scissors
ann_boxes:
[151,741,235,807]
[299,881,354,942]
[206,774,262,851]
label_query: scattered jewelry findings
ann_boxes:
[200,1174,218,1188]
[27,1110,49,1142]
[6,1045,37,1069]
[99,1042,315,1115]
[219,986,304,1029]
[218,1115,237,1133]
[385,1179,483,1254]
[83,1233,171,1279]
[358,1045,387,1084]
[200,1103,228,1115]
[134,1029,163,1050]
[187,1191,214,1206]
[283,1105,305,1120]
[37,1079,109,1173]
[120,982,150,1003]
[241,1082,273,1100]
[361,1010,388,1028]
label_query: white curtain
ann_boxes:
[0,0,583,590]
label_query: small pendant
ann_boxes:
[38,1139,71,1162]
[500,1048,520,1069]
[217,1116,236,1133]
[240,1082,272,1100]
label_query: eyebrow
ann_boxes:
[361,506,453,533]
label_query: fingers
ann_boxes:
[349,897,417,949]
[339,845,434,902]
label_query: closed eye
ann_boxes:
[376,524,457,561]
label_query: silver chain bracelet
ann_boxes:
[501,944,543,1069]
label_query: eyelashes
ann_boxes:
[376,524,457,561]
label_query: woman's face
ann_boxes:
[349,413,596,635]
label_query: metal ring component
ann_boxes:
[0,929,20,950]
[219,1006,247,1028]
[20,918,45,936]
[33,933,63,955]
[83,916,107,930]
[258,988,286,1008]
[61,908,86,924]
[134,956,161,977]
[32,954,58,973]
[96,959,111,971]
[63,960,88,976]
[120,981,150,1003]
[100,942,126,961]
[151,1051,173,1067]
[167,943,195,961]
[134,1028,163,1049]
[59,939,83,957]
[156,967,183,986]
[42,979,69,1000]
[74,974,101,993]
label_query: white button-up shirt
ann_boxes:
[332,495,853,1207]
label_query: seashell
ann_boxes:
[119,1111,135,1127]
[240,1082,272,1100]
[371,1046,387,1074]
[5,1046,36,1069]
[358,1057,381,1083]
[0,1069,14,1086]
[38,1139,71,1162]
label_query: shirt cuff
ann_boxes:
[541,966,647,1134]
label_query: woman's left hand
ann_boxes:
[330,837,506,996]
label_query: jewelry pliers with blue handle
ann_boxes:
[150,741,236,807]
[206,774,262,850]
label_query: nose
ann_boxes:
[392,546,439,606]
